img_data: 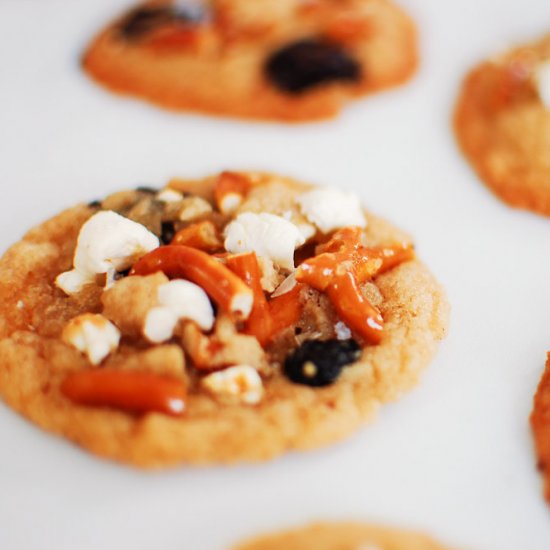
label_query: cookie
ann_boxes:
[531,353,550,503]
[0,172,448,467]
[454,33,550,215]
[82,0,418,121]
[232,521,456,550]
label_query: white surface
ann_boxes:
[0,1,549,548]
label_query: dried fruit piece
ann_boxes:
[265,39,361,93]
[284,339,360,386]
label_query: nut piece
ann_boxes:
[296,188,366,233]
[156,188,184,203]
[62,313,120,365]
[182,315,267,371]
[224,212,305,271]
[56,211,160,295]
[201,365,264,405]
[178,196,212,222]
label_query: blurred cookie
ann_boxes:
[531,353,550,503]
[232,521,457,550]
[454,33,550,215]
[83,0,418,121]
[0,172,448,467]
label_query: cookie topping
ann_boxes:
[61,370,187,416]
[214,171,251,215]
[535,60,550,109]
[201,365,264,405]
[131,245,254,319]
[296,188,366,233]
[62,314,121,365]
[143,279,214,343]
[157,188,185,203]
[265,39,361,94]
[284,339,361,387]
[224,212,305,271]
[56,211,159,295]
[55,176,417,415]
[119,3,205,40]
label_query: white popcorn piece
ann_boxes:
[156,188,184,203]
[201,365,264,405]
[535,59,550,109]
[143,280,214,344]
[224,212,305,271]
[296,188,366,233]
[143,307,179,345]
[56,211,159,295]
[62,314,120,365]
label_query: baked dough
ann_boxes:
[454,33,550,215]
[232,521,457,550]
[0,173,448,467]
[83,0,418,121]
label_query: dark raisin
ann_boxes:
[265,39,361,94]
[113,268,131,281]
[135,186,158,194]
[87,200,102,209]
[161,221,176,245]
[119,4,205,40]
[283,339,361,387]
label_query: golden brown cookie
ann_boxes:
[531,353,550,503]
[0,172,448,467]
[232,521,457,550]
[454,33,550,215]
[82,0,418,122]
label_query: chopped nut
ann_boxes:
[157,188,184,203]
[62,313,120,365]
[126,196,164,235]
[256,256,282,293]
[182,315,267,371]
[178,196,212,222]
[201,365,264,405]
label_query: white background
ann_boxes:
[1,0,550,548]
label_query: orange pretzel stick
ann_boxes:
[268,283,304,340]
[316,226,364,254]
[130,245,253,319]
[226,253,273,346]
[327,271,384,344]
[61,370,187,416]
[214,171,251,214]
[366,242,415,275]
[296,252,382,290]
[171,220,223,252]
